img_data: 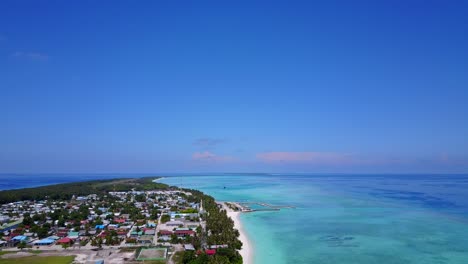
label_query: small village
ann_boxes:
[0,188,217,263]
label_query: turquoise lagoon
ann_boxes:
[160,174,468,264]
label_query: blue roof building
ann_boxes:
[34,238,55,245]
[12,235,28,242]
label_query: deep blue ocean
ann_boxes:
[1,173,468,263]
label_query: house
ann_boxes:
[206,249,216,255]
[159,230,172,236]
[95,225,105,229]
[144,229,155,235]
[166,220,184,227]
[158,235,170,241]
[184,244,195,251]
[138,235,153,244]
[114,218,125,224]
[117,230,128,237]
[12,235,28,242]
[197,249,216,255]
[209,244,228,249]
[0,215,11,224]
[170,213,198,219]
[68,231,80,239]
[174,229,195,237]
[23,232,34,237]
[57,237,73,245]
[185,222,200,229]
[57,230,68,237]
[146,222,156,228]
[130,231,143,237]
[108,224,119,230]
[121,214,130,219]
[33,238,55,246]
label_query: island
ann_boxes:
[0,177,243,264]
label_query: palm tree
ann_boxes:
[61,243,70,250]
[17,241,27,250]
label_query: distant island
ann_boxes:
[0,177,243,264]
[0,177,168,204]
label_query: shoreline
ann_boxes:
[0,176,255,263]
[222,203,254,264]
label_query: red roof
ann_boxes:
[175,230,195,235]
[206,249,216,255]
[57,237,73,244]
[114,218,125,223]
[159,230,172,235]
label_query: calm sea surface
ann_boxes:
[1,174,468,263]
[160,174,468,264]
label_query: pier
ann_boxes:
[223,201,296,212]
[241,202,296,209]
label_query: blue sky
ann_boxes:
[1,0,467,173]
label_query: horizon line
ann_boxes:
[1,172,467,176]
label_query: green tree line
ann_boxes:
[0,177,168,204]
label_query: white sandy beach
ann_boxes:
[225,206,253,264]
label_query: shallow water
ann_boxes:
[160,174,468,264]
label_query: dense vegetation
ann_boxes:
[175,188,243,264]
[0,177,168,204]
